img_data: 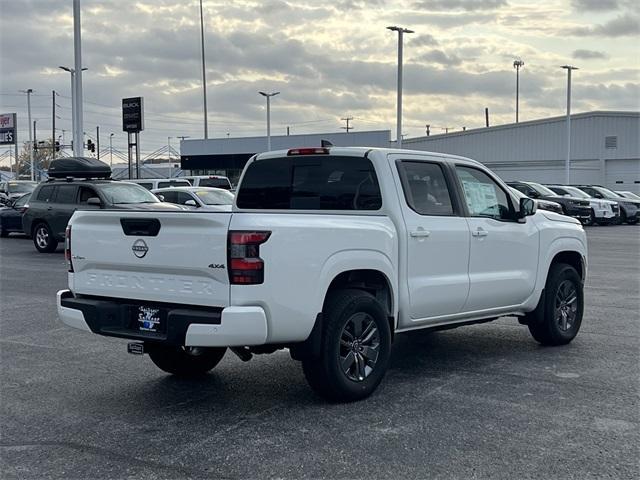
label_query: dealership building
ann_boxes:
[180,111,639,192]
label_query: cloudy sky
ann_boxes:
[0,0,638,164]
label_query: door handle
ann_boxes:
[410,230,431,238]
[471,228,488,237]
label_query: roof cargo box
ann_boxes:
[48,157,111,179]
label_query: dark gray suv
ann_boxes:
[23,180,182,253]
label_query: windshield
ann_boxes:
[8,182,36,193]
[199,178,231,189]
[99,183,160,204]
[594,186,623,198]
[527,182,557,196]
[560,186,590,199]
[194,189,235,205]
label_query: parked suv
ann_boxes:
[0,180,37,205]
[507,181,591,224]
[23,179,182,253]
[182,175,232,190]
[573,185,639,225]
[546,185,619,225]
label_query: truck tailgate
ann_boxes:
[68,210,231,307]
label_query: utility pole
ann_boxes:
[52,90,56,160]
[72,0,84,157]
[96,126,100,160]
[387,26,414,149]
[425,124,430,136]
[199,0,209,139]
[21,89,34,180]
[33,120,37,179]
[562,65,579,184]
[513,60,524,123]
[485,107,490,127]
[109,133,114,166]
[341,116,354,133]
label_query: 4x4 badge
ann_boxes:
[132,239,149,258]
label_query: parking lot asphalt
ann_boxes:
[1,226,639,479]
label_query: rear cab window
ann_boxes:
[157,180,191,189]
[199,178,232,189]
[237,155,382,210]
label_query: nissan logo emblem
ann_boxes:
[132,239,149,258]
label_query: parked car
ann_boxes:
[573,185,639,225]
[152,186,234,211]
[615,191,640,201]
[0,193,31,237]
[24,178,183,253]
[182,175,232,190]
[546,185,619,225]
[58,147,587,402]
[507,181,591,224]
[128,178,192,191]
[0,180,37,205]
[508,187,563,214]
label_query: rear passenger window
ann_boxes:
[55,185,77,204]
[398,161,454,215]
[137,183,153,191]
[237,156,382,210]
[36,185,55,202]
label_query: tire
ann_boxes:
[619,210,627,225]
[302,289,391,402]
[589,209,597,226]
[626,217,638,225]
[32,222,58,253]
[0,222,8,238]
[528,263,583,346]
[148,345,226,377]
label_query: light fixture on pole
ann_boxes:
[259,91,280,151]
[513,59,524,123]
[561,65,578,184]
[59,65,87,156]
[109,133,114,166]
[199,0,209,139]
[72,0,84,157]
[387,25,414,149]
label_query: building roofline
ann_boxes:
[403,110,640,144]
[183,129,391,143]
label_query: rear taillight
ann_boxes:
[228,231,271,285]
[65,226,73,272]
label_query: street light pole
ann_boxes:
[561,65,578,184]
[199,0,209,139]
[21,89,34,180]
[513,60,524,123]
[72,0,84,157]
[259,91,280,151]
[59,66,87,156]
[387,26,414,149]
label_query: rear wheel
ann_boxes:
[528,263,583,346]
[0,222,8,237]
[302,289,391,402]
[148,345,226,377]
[33,222,58,253]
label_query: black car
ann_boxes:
[507,181,591,224]
[0,180,37,205]
[23,158,184,253]
[573,185,639,225]
[0,193,30,237]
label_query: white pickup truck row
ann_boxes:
[58,147,587,401]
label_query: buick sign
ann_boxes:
[132,239,149,258]
[122,97,144,132]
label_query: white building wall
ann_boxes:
[402,111,639,192]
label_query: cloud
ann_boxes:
[572,49,609,60]
[412,0,507,11]
[416,50,463,66]
[570,14,640,37]
[571,0,619,11]
[411,34,439,47]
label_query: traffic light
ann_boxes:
[87,139,95,153]
[55,141,60,152]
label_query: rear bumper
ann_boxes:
[57,290,268,347]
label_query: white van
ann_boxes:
[182,175,232,190]
[127,178,192,191]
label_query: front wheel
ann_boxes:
[528,263,583,346]
[148,345,226,377]
[33,222,58,253]
[302,289,391,402]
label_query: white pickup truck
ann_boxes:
[58,147,587,401]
